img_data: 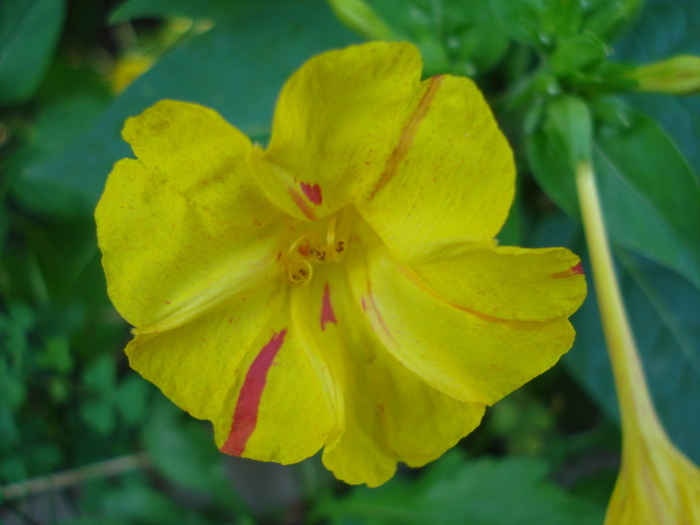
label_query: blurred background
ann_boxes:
[1,0,698,523]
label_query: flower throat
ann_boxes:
[285,207,352,285]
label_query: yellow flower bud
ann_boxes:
[327,0,394,40]
[627,55,700,95]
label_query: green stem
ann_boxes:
[574,161,662,440]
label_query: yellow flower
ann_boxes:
[95,42,586,487]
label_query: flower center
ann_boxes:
[285,208,352,285]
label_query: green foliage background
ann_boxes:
[0,0,698,523]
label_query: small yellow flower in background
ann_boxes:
[95,42,586,487]
[110,53,155,94]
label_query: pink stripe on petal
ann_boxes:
[301,182,323,205]
[288,187,318,220]
[321,283,337,330]
[221,329,287,456]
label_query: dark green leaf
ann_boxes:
[528,104,700,291]
[110,0,303,24]
[110,0,224,22]
[593,110,700,290]
[0,0,66,105]
[582,0,643,43]
[14,0,359,213]
[319,450,605,525]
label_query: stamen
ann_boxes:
[283,208,353,283]
[312,247,327,263]
[289,231,318,258]
[288,260,313,285]
[326,218,336,252]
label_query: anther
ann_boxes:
[288,260,313,285]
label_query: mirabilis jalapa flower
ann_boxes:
[96,42,586,486]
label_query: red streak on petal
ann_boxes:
[221,329,287,456]
[288,187,317,220]
[301,182,323,205]
[320,283,337,330]
[551,262,585,278]
[365,281,396,342]
[361,297,367,311]
[368,75,445,200]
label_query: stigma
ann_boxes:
[285,209,351,285]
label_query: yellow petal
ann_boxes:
[257,41,423,222]
[413,245,586,321]
[291,264,484,487]
[96,100,288,331]
[127,280,337,464]
[348,223,575,405]
[356,73,515,265]
[260,41,513,264]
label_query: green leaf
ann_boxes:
[110,0,224,22]
[488,0,547,46]
[318,450,605,525]
[582,0,643,43]
[0,405,21,452]
[543,95,593,166]
[142,395,250,514]
[550,34,609,76]
[365,0,510,76]
[614,0,700,178]
[593,109,700,290]
[36,335,74,374]
[7,59,112,220]
[0,0,66,105]
[13,0,359,214]
[80,355,117,435]
[528,104,700,291]
[115,374,151,426]
[96,482,186,525]
[110,0,306,24]
[534,214,700,467]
